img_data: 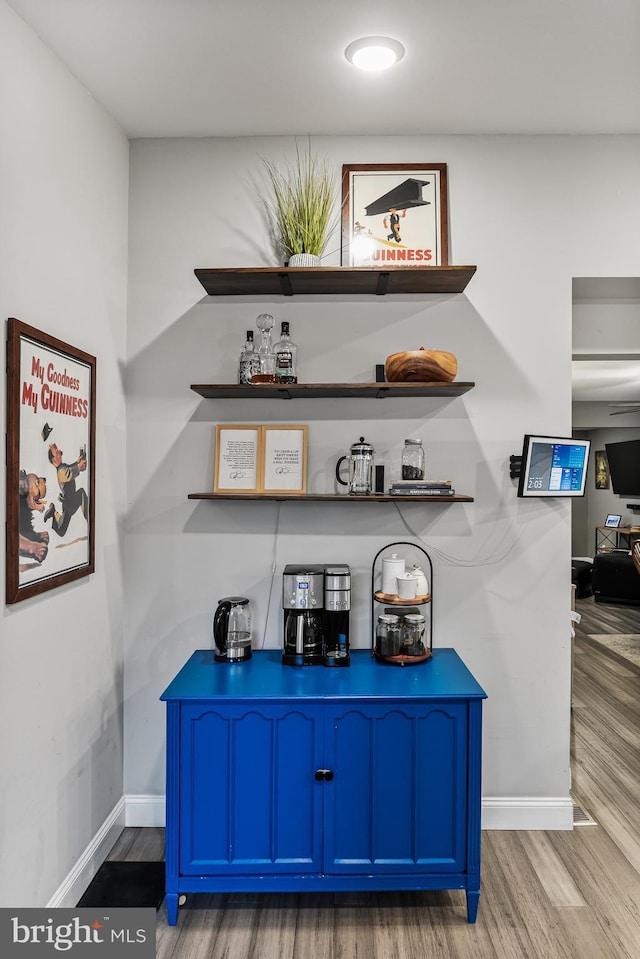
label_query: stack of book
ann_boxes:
[389,480,455,497]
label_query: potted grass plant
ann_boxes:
[261,144,338,266]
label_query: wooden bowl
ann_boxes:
[385,350,457,383]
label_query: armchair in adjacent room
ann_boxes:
[592,548,640,606]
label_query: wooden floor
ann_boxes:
[108,597,640,957]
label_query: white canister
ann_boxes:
[381,553,405,595]
[411,564,429,596]
[397,572,418,600]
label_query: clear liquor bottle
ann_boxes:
[255,312,277,381]
[238,330,260,384]
[274,321,298,384]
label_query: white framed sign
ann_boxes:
[261,425,308,494]
[214,425,261,494]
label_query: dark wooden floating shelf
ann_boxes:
[188,493,474,503]
[194,265,476,297]
[191,381,475,400]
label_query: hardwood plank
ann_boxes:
[333,898,378,959]
[518,832,586,907]
[106,825,165,861]
[156,894,227,959]
[248,895,297,959]
[291,893,334,959]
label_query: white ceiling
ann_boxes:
[572,359,640,403]
[7,0,640,139]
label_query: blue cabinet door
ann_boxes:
[179,703,324,875]
[323,703,468,874]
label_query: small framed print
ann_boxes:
[595,449,610,490]
[341,163,449,267]
[261,425,308,495]
[214,425,262,494]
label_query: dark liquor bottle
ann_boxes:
[274,321,298,384]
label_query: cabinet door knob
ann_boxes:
[314,769,334,781]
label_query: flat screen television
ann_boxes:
[604,439,640,495]
[516,435,590,497]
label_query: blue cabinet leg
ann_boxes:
[466,890,480,923]
[166,893,179,926]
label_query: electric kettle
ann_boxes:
[213,596,253,662]
[335,436,375,495]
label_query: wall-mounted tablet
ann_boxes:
[517,435,590,497]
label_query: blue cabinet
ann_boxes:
[161,649,486,926]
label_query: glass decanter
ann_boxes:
[254,312,277,382]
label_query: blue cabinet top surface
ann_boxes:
[161,649,486,703]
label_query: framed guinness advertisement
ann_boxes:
[341,163,449,267]
[6,318,96,604]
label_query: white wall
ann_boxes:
[573,299,640,354]
[0,2,129,905]
[125,134,640,829]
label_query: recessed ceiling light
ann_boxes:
[345,36,405,72]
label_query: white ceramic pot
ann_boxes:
[411,564,429,595]
[397,572,418,600]
[287,253,321,267]
[381,553,405,595]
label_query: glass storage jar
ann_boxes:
[401,613,426,657]
[375,613,401,658]
[401,439,425,480]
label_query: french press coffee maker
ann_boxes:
[335,436,375,495]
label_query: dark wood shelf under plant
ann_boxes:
[188,492,474,503]
[194,265,476,297]
[190,381,475,399]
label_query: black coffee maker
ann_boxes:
[282,564,350,667]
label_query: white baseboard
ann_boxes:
[125,794,165,827]
[482,796,574,830]
[124,794,574,831]
[47,798,126,908]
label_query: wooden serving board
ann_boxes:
[374,590,431,605]
[373,651,432,665]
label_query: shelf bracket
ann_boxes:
[375,388,390,398]
[277,272,294,296]
[375,272,390,295]
[278,389,292,400]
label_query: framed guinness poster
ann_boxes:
[6,318,96,604]
[341,163,449,267]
